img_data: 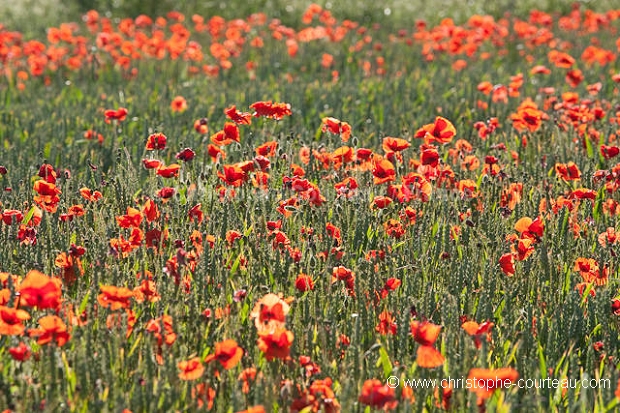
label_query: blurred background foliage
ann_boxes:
[2,0,617,37]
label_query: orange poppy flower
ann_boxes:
[250,293,291,331]
[238,367,259,394]
[193,118,209,134]
[178,357,204,380]
[97,285,135,310]
[414,116,456,145]
[358,379,398,411]
[192,383,216,410]
[55,252,84,285]
[376,310,397,335]
[0,305,31,335]
[510,98,546,133]
[467,367,519,400]
[372,196,392,209]
[477,81,493,94]
[133,280,160,303]
[461,319,494,349]
[236,406,266,413]
[80,187,103,202]
[548,50,575,68]
[204,339,244,370]
[512,238,535,261]
[574,258,608,285]
[33,179,61,199]
[170,96,187,113]
[598,227,618,248]
[29,315,70,346]
[115,207,143,228]
[17,270,62,310]
[332,146,354,167]
[257,327,294,361]
[410,320,444,368]
[146,314,177,347]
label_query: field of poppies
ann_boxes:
[1,1,620,412]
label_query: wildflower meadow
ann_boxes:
[1,1,620,412]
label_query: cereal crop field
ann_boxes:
[0,1,620,412]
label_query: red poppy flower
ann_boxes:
[218,164,247,187]
[17,270,62,310]
[204,339,244,370]
[145,133,167,150]
[499,253,516,276]
[415,116,456,144]
[555,162,581,181]
[1,209,24,225]
[237,406,266,413]
[382,137,410,153]
[256,141,278,157]
[257,327,294,361]
[207,144,226,161]
[358,379,398,411]
[157,187,176,199]
[410,320,444,368]
[295,274,314,292]
[156,163,181,178]
[420,145,439,167]
[461,319,494,349]
[372,157,396,185]
[250,293,291,331]
[176,148,196,162]
[321,117,351,142]
[601,145,620,159]
[8,342,31,361]
[80,187,103,202]
[104,107,128,122]
[225,105,252,125]
[142,159,162,169]
[570,188,597,200]
[250,101,292,120]
[116,207,143,228]
[38,164,57,184]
